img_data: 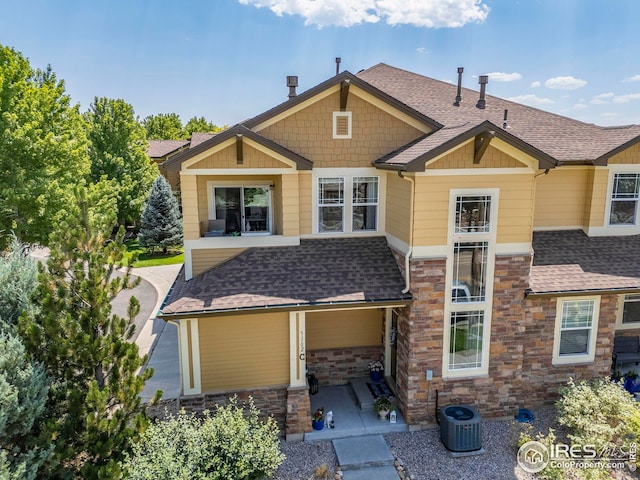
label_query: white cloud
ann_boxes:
[484,72,522,82]
[623,75,640,83]
[544,76,587,90]
[589,92,614,104]
[612,93,640,103]
[238,0,490,28]
[531,81,541,88]
[573,103,587,110]
[416,47,426,54]
[507,94,555,106]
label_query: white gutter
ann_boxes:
[398,171,415,294]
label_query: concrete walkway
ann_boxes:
[333,435,398,480]
[130,264,183,403]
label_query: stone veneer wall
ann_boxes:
[306,345,383,385]
[395,251,622,426]
[521,293,618,404]
[179,386,288,433]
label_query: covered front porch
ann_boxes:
[304,377,408,441]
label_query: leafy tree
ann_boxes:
[86,97,158,226]
[0,332,52,480]
[0,237,38,330]
[124,397,284,480]
[184,116,222,136]
[19,187,156,479]
[142,112,185,140]
[138,176,183,253]
[0,44,90,248]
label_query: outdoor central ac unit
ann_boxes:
[440,405,482,452]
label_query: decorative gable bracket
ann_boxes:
[474,131,495,164]
[340,79,350,111]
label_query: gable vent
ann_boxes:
[333,111,352,139]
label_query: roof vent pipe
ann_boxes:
[335,57,341,75]
[476,75,488,109]
[286,76,298,99]
[453,67,464,106]
[503,109,509,129]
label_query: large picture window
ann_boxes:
[444,191,496,378]
[449,311,484,370]
[553,298,599,364]
[452,242,488,302]
[610,173,640,225]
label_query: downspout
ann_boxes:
[398,171,415,294]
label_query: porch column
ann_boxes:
[289,311,306,387]
[179,318,201,395]
[384,307,392,374]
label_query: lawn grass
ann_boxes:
[123,240,184,268]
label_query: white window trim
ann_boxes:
[615,293,640,330]
[602,166,640,234]
[311,168,385,235]
[552,296,600,365]
[206,180,273,236]
[332,111,352,139]
[442,189,498,379]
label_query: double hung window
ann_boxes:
[317,176,378,233]
[553,297,600,364]
[610,173,640,225]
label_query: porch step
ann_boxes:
[350,377,374,410]
[332,435,394,470]
[342,466,399,480]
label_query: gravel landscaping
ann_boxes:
[273,406,639,480]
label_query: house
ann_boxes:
[147,139,189,191]
[159,63,640,440]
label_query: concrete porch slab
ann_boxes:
[342,466,399,480]
[332,434,394,470]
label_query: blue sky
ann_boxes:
[1,0,640,127]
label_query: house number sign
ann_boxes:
[299,329,305,361]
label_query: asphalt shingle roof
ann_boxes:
[357,64,640,165]
[147,139,189,158]
[530,230,640,294]
[161,237,411,315]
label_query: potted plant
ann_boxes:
[311,408,325,430]
[624,370,640,394]
[369,360,384,382]
[373,395,394,420]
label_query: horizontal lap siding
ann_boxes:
[534,168,589,228]
[191,248,246,276]
[385,172,411,245]
[585,169,609,228]
[198,313,290,392]
[413,173,535,246]
[306,309,382,350]
[299,172,312,235]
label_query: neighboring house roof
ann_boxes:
[190,132,216,148]
[358,64,640,168]
[530,230,640,295]
[147,139,189,159]
[161,237,411,317]
[163,124,313,172]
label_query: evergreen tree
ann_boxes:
[19,187,156,479]
[86,97,158,226]
[0,332,51,480]
[0,237,38,331]
[138,175,183,253]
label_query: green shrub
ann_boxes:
[518,428,567,480]
[557,377,640,478]
[124,396,284,480]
